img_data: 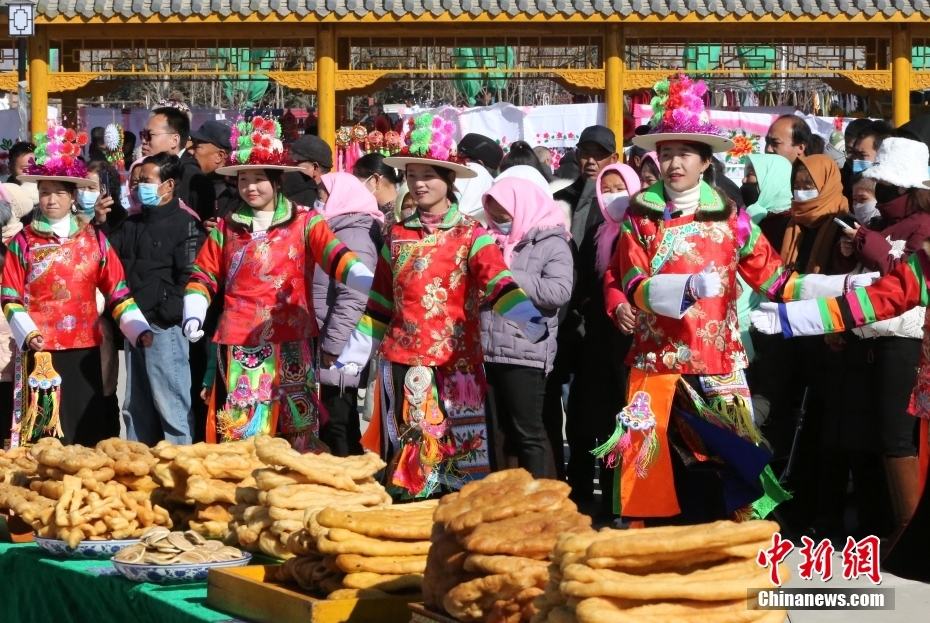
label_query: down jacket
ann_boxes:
[480,225,573,372]
[106,197,204,329]
[312,212,382,387]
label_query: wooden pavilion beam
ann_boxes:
[604,24,624,145]
[317,24,337,153]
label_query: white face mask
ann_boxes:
[313,199,326,212]
[494,220,513,235]
[853,201,879,223]
[602,191,630,221]
[794,189,819,202]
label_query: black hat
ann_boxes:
[457,133,504,170]
[189,120,232,151]
[577,125,617,154]
[290,135,333,169]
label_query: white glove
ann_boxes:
[333,362,361,377]
[749,302,782,335]
[182,318,204,343]
[847,271,880,290]
[692,262,722,299]
[522,318,548,344]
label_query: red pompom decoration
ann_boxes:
[61,155,74,166]
[77,133,88,147]
[64,129,76,142]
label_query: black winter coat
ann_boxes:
[106,197,205,329]
[176,152,217,221]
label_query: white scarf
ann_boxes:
[665,183,701,216]
[47,215,72,238]
[252,210,274,233]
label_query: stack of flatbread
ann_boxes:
[424,469,593,623]
[534,520,789,623]
[240,435,389,559]
[277,501,437,600]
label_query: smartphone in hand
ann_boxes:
[99,170,110,197]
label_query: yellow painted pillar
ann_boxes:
[316,24,337,152]
[604,24,624,146]
[28,27,50,135]
[892,24,911,127]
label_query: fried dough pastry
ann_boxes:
[461,509,593,559]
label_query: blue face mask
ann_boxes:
[494,220,513,235]
[76,190,99,216]
[851,160,871,174]
[314,199,326,212]
[135,182,165,208]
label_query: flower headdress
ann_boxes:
[156,98,192,120]
[216,116,302,176]
[633,74,734,153]
[24,122,89,179]
[103,124,124,164]
[382,112,477,178]
[402,113,460,162]
[228,116,295,167]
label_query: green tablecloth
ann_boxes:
[0,542,237,623]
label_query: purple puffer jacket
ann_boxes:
[312,212,382,388]
[480,225,573,373]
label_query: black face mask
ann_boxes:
[874,183,901,205]
[740,182,760,207]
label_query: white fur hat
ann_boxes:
[863,137,929,189]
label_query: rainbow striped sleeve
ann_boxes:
[186,224,224,303]
[307,213,361,283]
[618,219,651,299]
[470,228,538,323]
[357,247,394,342]
[96,235,140,321]
[777,249,930,338]
[1,233,28,321]
[734,215,796,300]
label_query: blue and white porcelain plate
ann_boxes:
[111,552,252,583]
[33,535,140,559]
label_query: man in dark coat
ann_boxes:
[105,153,205,446]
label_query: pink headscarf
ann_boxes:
[320,172,384,223]
[594,163,641,276]
[483,177,569,267]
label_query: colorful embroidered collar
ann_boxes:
[230,193,293,230]
[638,181,725,216]
[404,203,464,230]
[31,213,80,238]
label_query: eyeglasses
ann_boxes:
[140,130,178,142]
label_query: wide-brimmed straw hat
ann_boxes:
[632,74,735,154]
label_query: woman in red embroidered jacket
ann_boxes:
[1,126,152,447]
[598,75,877,526]
[181,118,374,451]
[336,113,546,498]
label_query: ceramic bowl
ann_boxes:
[110,552,252,583]
[34,535,141,558]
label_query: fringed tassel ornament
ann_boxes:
[592,421,628,469]
[592,391,658,475]
[22,352,63,442]
[731,395,762,445]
